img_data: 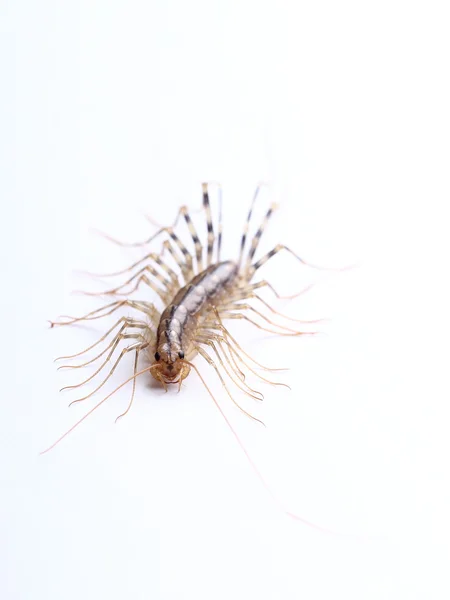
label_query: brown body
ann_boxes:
[152,261,238,385]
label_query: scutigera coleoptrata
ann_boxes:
[44,182,332,528]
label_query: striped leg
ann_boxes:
[180,206,204,272]
[202,183,215,266]
[238,185,262,266]
[244,203,277,274]
[166,227,194,279]
[250,244,310,277]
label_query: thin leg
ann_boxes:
[76,246,178,285]
[166,227,194,277]
[41,364,158,454]
[162,239,192,284]
[245,280,315,301]
[244,203,277,273]
[196,336,263,401]
[55,316,143,361]
[147,204,203,273]
[201,312,287,372]
[115,343,149,423]
[194,345,264,425]
[218,312,313,338]
[250,244,323,277]
[107,272,177,304]
[78,264,170,300]
[68,336,147,406]
[212,333,290,390]
[217,303,308,334]
[50,299,157,327]
[216,184,223,262]
[238,185,263,266]
[62,329,146,393]
[252,294,324,324]
[93,205,186,248]
[202,183,215,267]
[180,206,204,272]
[58,320,147,371]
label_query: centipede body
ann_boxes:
[45,183,328,526]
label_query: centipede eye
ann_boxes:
[154,352,161,361]
[178,351,185,359]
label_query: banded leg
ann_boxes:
[166,228,194,279]
[202,183,215,266]
[162,239,192,284]
[238,184,264,266]
[244,203,277,274]
[179,206,204,272]
[194,345,264,426]
[250,244,323,277]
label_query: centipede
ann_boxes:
[44,183,331,527]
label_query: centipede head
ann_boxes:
[151,347,191,389]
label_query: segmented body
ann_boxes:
[47,182,321,453]
[156,261,238,365]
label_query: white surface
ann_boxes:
[2,1,450,598]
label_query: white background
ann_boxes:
[2,1,450,598]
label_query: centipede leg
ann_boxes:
[115,343,149,423]
[56,316,147,366]
[196,336,264,401]
[194,345,264,426]
[202,183,216,267]
[68,335,147,406]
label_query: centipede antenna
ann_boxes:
[41,365,157,454]
[184,360,332,533]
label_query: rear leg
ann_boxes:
[202,183,216,267]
